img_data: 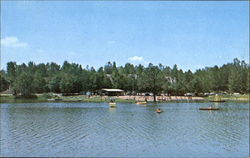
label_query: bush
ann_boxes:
[15,95,37,99]
[41,93,55,99]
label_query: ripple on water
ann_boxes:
[0,102,249,157]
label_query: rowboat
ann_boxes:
[109,102,116,108]
[156,110,163,113]
[199,107,219,110]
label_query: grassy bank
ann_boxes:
[0,94,135,103]
[205,94,249,102]
[0,94,50,103]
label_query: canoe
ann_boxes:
[136,101,147,105]
[199,107,219,110]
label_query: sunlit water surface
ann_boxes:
[0,102,249,157]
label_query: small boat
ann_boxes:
[199,107,219,110]
[156,110,163,113]
[156,109,163,113]
[136,101,147,105]
[109,102,116,108]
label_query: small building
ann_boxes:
[101,89,124,96]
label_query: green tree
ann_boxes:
[48,76,61,93]
[194,69,212,93]
[162,66,172,95]
[104,61,113,74]
[246,68,250,93]
[33,72,47,93]
[46,62,60,77]
[183,70,194,93]
[6,62,17,94]
[190,77,203,94]
[60,74,75,94]
[228,59,243,93]
[2,58,249,96]
[0,71,9,92]
[138,64,163,102]
[14,72,34,96]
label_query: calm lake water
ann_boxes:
[0,102,249,157]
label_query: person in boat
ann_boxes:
[156,108,162,113]
[110,98,115,103]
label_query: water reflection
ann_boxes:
[0,102,249,157]
[109,107,116,112]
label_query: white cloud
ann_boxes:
[1,36,28,48]
[129,56,144,62]
[128,56,149,65]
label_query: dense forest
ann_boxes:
[0,58,249,99]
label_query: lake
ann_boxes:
[0,102,249,157]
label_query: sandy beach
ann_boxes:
[116,95,204,101]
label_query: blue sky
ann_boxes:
[1,1,249,71]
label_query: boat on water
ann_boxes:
[199,107,219,110]
[109,102,116,108]
[156,108,163,113]
[136,101,147,105]
[109,97,116,107]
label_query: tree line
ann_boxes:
[0,58,249,101]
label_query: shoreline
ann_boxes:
[0,94,249,103]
